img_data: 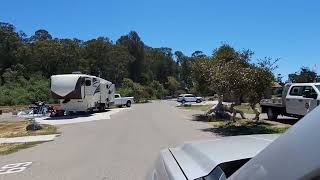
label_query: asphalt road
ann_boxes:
[0,100,216,180]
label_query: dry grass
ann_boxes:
[0,142,44,155]
[0,121,58,138]
[0,105,28,113]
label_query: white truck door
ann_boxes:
[286,85,305,116]
[114,94,121,105]
[302,86,319,115]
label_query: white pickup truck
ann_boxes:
[114,94,134,107]
[260,83,320,120]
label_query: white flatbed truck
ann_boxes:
[260,83,320,120]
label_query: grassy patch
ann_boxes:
[208,119,290,136]
[178,104,212,112]
[0,121,58,138]
[0,142,44,155]
[233,104,255,114]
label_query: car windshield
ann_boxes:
[316,85,320,92]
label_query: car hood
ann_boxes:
[169,134,280,180]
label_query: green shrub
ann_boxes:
[0,75,52,106]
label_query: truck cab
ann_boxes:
[260,83,320,120]
[114,94,134,107]
[285,83,320,116]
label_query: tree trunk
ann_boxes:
[250,103,260,121]
[206,95,246,121]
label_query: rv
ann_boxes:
[50,73,115,114]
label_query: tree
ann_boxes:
[30,39,62,77]
[146,47,178,84]
[212,44,238,62]
[0,22,23,83]
[192,57,212,95]
[166,76,180,96]
[245,65,275,120]
[195,44,276,120]
[104,45,134,86]
[116,31,145,82]
[176,51,193,90]
[31,29,52,41]
[150,80,165,98]
[288,67,317,83]
[276,73,284,85]
[191,50,206,58]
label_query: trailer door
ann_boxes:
[108,84,115,103]
[84,78,93,97]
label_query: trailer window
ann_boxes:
[85,79,91,86]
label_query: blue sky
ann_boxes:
[1,0,319,80]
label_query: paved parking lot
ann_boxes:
[35,108,130,125]
[0,101,215,180]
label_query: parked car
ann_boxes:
[114,93,134,107]
[260,83,320,120]
[150,106,320,180]
[177,94,204,103]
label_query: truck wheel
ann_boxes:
[98,105,105,112]
[267,108,278,120]
[126,101,132,107]
[88,108,94,114]
[196,99,202,103]
[181,100,186,104]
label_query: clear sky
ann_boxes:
[1,0,319,80]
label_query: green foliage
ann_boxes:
[192,44,275,106]
[288,67,317,83]
[166,76,180,96]
[117,78,150,102]
[175,51,193,90]
[0,74,52,106]
[0,21,283,106]
[150,80,165,98]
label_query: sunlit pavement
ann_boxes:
[0,101,216,180]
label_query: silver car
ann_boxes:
[151,106,320,180]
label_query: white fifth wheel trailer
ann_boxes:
[50,73,115,114]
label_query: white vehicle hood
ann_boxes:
[169,134,280,180]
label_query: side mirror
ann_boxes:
[310,93,318,99]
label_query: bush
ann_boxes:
[118,78,152,103]
[0,75,52,106]
[150,80,165,99]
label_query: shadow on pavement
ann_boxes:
[191,114,210,122]
[262,118,299,125]
[44,110,111,120]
